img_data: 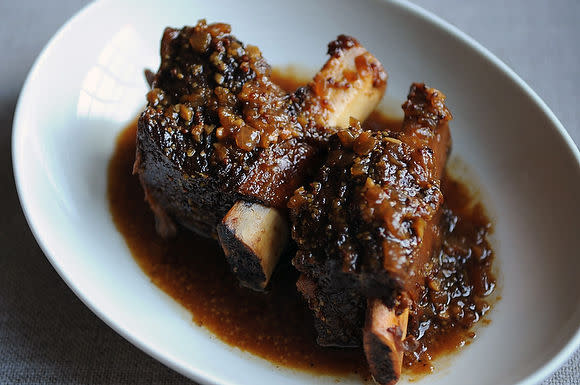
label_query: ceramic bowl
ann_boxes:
[13,0,580,384]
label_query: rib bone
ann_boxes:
[218,202,289,291]
[363,300,409,385]
[300,36,387,128]
[218,37,387,290]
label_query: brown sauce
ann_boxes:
[403,177,496,375]
[107,71,496,381]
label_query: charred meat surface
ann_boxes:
[289,84,452,348]
[135,19,388,291]
[135,20,315,238]
[135,21,386,243]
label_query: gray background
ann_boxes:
[1,0,578,383]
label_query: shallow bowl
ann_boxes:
[12,0,580,384]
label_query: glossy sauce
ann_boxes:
[403,177,496,375]
[107,71,496,380]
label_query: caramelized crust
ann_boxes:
[150,21,300,151]
[289,84,452,346]
[135,20,386,238]
[135,20,316,237]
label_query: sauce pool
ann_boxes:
[107,71,496,381]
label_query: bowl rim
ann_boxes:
[12,0,580,384]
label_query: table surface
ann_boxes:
[1,0,578,384]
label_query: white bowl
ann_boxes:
[12,0,580,384]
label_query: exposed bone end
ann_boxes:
[217,201,289,291]
[305,35,387,129]
[363,299,409,385]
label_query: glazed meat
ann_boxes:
[289,84,452,383]
[135,20,386,289]
[218,36,387,290]
[134,20,313,239]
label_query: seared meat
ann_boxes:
[135,21,386,244]
[217,35,387,290]
[289,84,452,349]
[135,20,387,292]
[134,20,316,238]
